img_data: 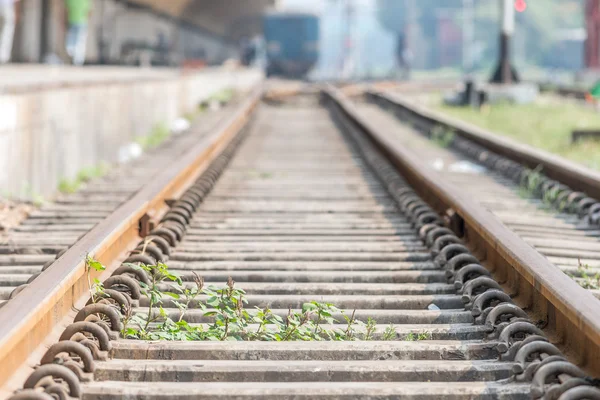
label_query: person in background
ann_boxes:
[0,0,19,64]
[65,0,91,66]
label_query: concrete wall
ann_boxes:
[0,68,262,199]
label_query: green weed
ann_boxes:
[383,324,397,341]
[115,262,396,342]
[430,125,455,148]
[436,95,600,171]
[576,259,600,290]
[136,122,171,151]
[85,255,107,304]
[58,162,110,194]
[58,178,80,194]
[77,162,110,183]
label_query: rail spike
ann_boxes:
[40,341,96,382]
[484,303,529,337]
[60,321,112,360]
[434,244,470,269]
[497,321,545,361]
[103,274,142,300]
[86,288,131,312]
[453,264,491,291]
[531,360,588,399]
[470,289,512,318]
[74,303,123,339]
[512,340,564,381]
[16,364,82,399]
[460,276,502,305]
[556,385,600,400]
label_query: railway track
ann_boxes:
[2,86,600,399]
[367,90,600,298]
[0,98,237,307]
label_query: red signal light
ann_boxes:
[515,0,527,12]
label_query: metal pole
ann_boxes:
[500,0,514,83]
[39,0,51,62]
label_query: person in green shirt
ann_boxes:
[64,0,91,66]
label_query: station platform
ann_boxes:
[0,65,263,200]
[0,65,183,93]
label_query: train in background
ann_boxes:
[263,11,320,78]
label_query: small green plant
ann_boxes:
[542,184,560,206]
[129,262,182,337]
[172,272,205,323]
[519,165,544,198]
[575,259,600,290]
[210,88,235,104]
[58,178,80,194]
[383,324,397,341]
[430,125,455,148]
[404,331,432,341]
[135,122,171,151]
[85,255,106,303]
[77,163,110,183]
[362,317,377,341]
[58,162,110,195]
[203,276,249,341]
[117,262,395,342]
[341,309,358,341]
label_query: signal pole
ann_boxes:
[491,0,519,83]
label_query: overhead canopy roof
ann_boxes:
[127,0,276,38]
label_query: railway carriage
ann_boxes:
[264,11,320,78]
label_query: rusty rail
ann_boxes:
[0,86,262,392]
[325,87,600,375]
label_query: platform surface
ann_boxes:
[0,64,231,93]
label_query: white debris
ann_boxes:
[118,143,143,164]
[448,161,486,174]
[171,118,191,135]
[427,304,441,311]
[432,158,445,171]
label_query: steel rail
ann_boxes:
[325,86,600,375]
[369,90,600,200]
[0,85,262,391]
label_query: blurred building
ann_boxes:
[11,0,274,66]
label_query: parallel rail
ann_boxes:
[327,88,600,374]
[0,87,261,393]
[370,90,600,200]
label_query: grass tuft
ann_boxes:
[435,95,600,170]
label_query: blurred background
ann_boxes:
[2,0,600,206]
[2,0,587,79]
[285,0,585,80]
